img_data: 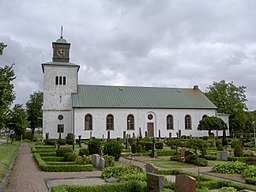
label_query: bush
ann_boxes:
[170,154,183,162]
[242,165,256,178]
[156,142,164,149]
[212,161,247,174]
[219,187,237,192]
[64,152,78,162]
[79,148,89,156]
[47,139,57,145]
[88,139,101,155]
[56,147,73,157]
[58,139,66,145]
[185,154,208,166]
[244,177,256,185]
[101,165,146,182]
[234,145,243,157]
[75,156,90,165]
[51,180,147,192]
[131,144,137,153]
[103,140,123,161]
[104,155,115,167]
[66,133,74,145]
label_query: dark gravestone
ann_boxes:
[139,127,142,140]
[174,175,196,192]
[169,132,172,138]
[123,131,126,141]
[78,135,81,147]
[145,131,148,137]
[147,173,164,192]
[45,133,49,142]
[178,130,181,138]
[107,131,110,140]
[158,129,161,139]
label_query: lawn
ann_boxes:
[0,141,20,185]
[144,156,224,169]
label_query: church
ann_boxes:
[42,35,228,140]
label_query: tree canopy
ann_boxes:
[26,91,43,140]
[0,65,16,129]
[205,80,247,136]
[0,42,7,55]
[197,116,227,135]
[6,104,29,137]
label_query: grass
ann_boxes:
[145,156,197,168]
[0,141,20,185]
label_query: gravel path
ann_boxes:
[3,143,102,192]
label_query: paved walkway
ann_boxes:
[3,143,102,192]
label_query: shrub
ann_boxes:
[47,139,57,145]
[242,165,256,178]
[66,133,74,145]
[88,139,101,155]
[131,144,137,153]
[219,187,237,192]
[56,147,73,157]
[156,142,163,149]
[170,154,183,162]
[79,148,89,156]
[234,145,243,157]
[103,140,123,161]
[212,161,247,174]
[75,156,90,165]
[101,165,146,182]
[185,154,208,166]
[58,139,66,145]
[104,155,115,167]
[244,177,256,185]
[64,152,78,162]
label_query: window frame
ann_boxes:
[185,114,192,130]
[127,114,135,130]
[106,114,114,130]
[84,114,93,130]
[166,114,174,130]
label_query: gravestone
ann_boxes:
[107,131,110,140]
[216,151,228,161]
[91,154,100,168]
[145,163,158,174]
[78,135,81,147]
[169,132,172,138]
[45,133,49,143]
[147,173,164,192]
[98,157,105,170]
[174,175,196,192]
[158,129,161,139]
[123,131,126,142]
[139,127,142,140]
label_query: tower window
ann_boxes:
[55,76,58,85]
[63,76,66,85]
[55,76,66,85]
[59,76,62,85]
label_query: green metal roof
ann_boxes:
[72,85,217,109]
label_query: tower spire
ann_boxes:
[60,26,63,39]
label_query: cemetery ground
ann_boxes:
[1,136,256,191]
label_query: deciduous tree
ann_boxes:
[197,116,227,135]
[205,80,247,136]
[0,65,16,129]
[26,91,43,141]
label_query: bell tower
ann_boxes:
[42,28,80,140]
[52,26,70,62]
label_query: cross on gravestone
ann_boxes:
[174,175,196,192]
[147,173,164,192]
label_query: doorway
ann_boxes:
[147,122,154,137]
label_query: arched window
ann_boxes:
[185,115,192,130]
[127,114,134,130]
[166,115,173,130]
[84,114,93,130]
[63,76,66,85]
[55,76,58,85]
[106,114,114,130]
[59,76,62,85]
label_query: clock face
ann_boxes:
[57,49,65,57]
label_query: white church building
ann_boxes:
[42,36,228,140]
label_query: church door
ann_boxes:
[147,123,154,137]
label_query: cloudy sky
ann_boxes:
[0,0,256,110]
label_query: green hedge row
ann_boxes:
[51,180,147,192]
[31,146,56,153]
[41,157,64,162]
[33,153,93,172]
[228,156,256,164]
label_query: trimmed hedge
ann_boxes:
[41,157,64,162]
[33,153,93,172]
[51,180,147,192]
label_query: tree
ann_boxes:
[0,42,7,55]
[7,104,29,138]
[205,80,247,136]
[26,91,43,141]
[0,65,16,129]
[197,116,227,135]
